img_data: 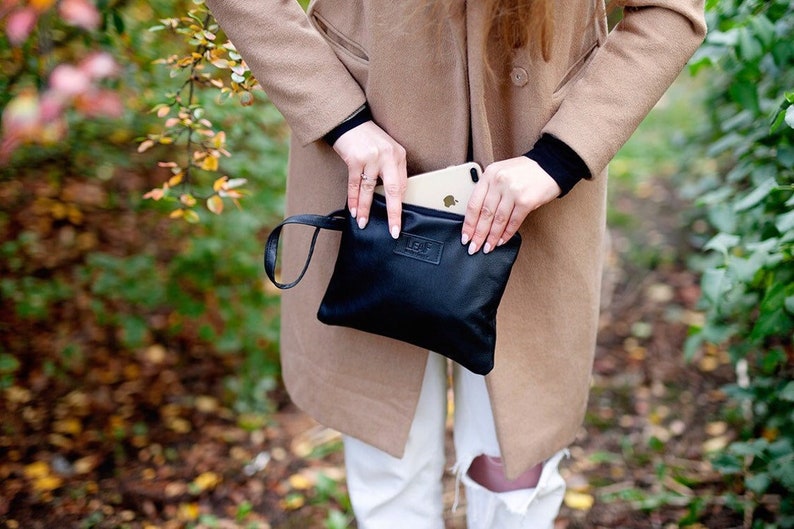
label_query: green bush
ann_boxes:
[1,0,287,412]
[685,0,794,526]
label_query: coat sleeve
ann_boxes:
[542,0,707,177]
[204,0,367,146]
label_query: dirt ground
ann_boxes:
[0,176,744,528]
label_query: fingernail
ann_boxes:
[461,233,470,245]
[350,207,357,218]
[498,238,505,247]
[468,242,477,255]
[483,242,491,254]
[358,217,367,229]
[391,225,400,239]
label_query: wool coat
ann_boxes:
[206,0,707,479]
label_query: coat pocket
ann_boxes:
[551,39,599,101]
[309,10,369,87]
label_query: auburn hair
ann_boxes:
[433,0,619,65]
[485,0,556,61]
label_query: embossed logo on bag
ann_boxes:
[394,233,443,264]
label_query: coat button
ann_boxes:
[510,67,528,86]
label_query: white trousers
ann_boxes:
[344,352,567,529]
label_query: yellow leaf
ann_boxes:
[212,131,226,149]
[192,472,222,492]
[564,490,594,511]
[200,155,218,171]
[24,461,50,479]
[169,209,185,219]
[168,173,184,187]
[183,209,200,223]
[143,188,165,201]
[288,473,312,491]
[212,175,228,191]
[53,418,82,436]
[156,106,170,118]
[177,502,200,521]
[180,194,196,207]
[33,475,63,492]
[207,195,223,215]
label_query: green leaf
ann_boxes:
[711,452,743,474]
[738,26,763,61]
[749,16,776,49]
[781,382,794,402]
[701,268,728,304]
[0,353,20,374]
[746,473,772,495]
[705,233,740,257]
[778,210,794,234]
[729,439,769,458]
[785,296,794,315]
[324,509,350,529]
[683,334,703,362]
[749,308,792,342]
[733,178,776,212]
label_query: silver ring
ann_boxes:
[361,172,371,182]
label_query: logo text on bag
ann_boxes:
[393,233,444,265]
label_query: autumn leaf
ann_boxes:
[288,473,312,491]
[180,194,196,207]
[212,175,228,191]
[191,471,222,493]
[564,490,594,511]
[183,209,200,223]
[200,155,218,171]
[168,173,184,187]
[207,195,223,215]
[143,188,165,201]
[138,139,155,153]
[224,177,246,189]
[177,502,200,521]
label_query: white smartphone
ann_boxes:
[375,162,481,215]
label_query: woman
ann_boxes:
[204,1,706,527]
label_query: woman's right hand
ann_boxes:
[332,121,407,239]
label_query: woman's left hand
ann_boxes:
[461,156,561,254]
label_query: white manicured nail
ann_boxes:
[498,238,505,247]
[350,207,357,218]
[468,242,477,255]
[358,217,367,229]
[483,242,491,254]
[461,233,470,245]
[391,226,400,239]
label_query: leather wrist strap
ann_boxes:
[264,210,346,289]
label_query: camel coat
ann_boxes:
[206,0,706,478]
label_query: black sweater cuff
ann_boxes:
[323,104,374,146]
[524,134,591,197]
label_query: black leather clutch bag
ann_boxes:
[264,194,521,375]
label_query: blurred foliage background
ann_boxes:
[0,0,792,527]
